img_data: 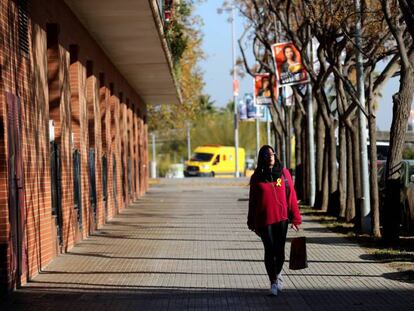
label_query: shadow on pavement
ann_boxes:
[2,286,413,311]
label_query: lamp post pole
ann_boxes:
[355,0,371,232]
[231,6,240,178]
[218,4,240,177]
[187,122,191,161]
[307,26,316,207]
[151,133,157,178]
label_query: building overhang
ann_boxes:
[64,0,181,106]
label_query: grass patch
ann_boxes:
[370,248,414,262]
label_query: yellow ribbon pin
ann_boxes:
[276,178,282,187]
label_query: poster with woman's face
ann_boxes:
[271,42,308,86]
[254,74,278,106]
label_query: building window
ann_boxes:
[17,0,30,57]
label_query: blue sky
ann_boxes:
[195,1,397,131]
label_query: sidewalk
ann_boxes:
[3,178,413,311]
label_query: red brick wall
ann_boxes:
[99,79,111,222]
[133,108,140,199]
[0,1,62,289]
[120,99,129,208]
[0,0,149,292]
[69,60,91,240]
[87,73,104,228]
[26,22,54,284]
[0,93,10,291]
[0,3,14,291]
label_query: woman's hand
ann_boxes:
[291,224,300,231]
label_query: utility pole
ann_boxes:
[284,86,293,169]
[267,108,271,145]
[280,87,287,166]
[355,0,371,232]
[187,122,191,161]
[285,105,292,169]
[150,133,157,178]
[256,116,260,157]
[307,27,316,207]
[218,5,239,178]
[231,6,240,177]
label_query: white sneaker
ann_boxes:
[270,283,278,296]
[276,276,284,291]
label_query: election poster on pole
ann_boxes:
[271,42,308,87]
[254,73,278,106]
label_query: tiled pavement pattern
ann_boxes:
[2,178,414,310]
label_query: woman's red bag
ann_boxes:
[289,236,308,270]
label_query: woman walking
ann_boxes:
[247,145,302,296]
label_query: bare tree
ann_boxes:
[381,0,414,241]
[235,0,404,237]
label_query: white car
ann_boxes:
[166,163,185,179]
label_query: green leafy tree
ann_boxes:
[149,0,205,133]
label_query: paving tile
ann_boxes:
[1,178,413,310]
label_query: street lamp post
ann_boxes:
[307,26,316,207]
[219,5,240,178]
[355,0,371,233]
[151,133,157,178]
[187,122,191,161]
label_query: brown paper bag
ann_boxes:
[289,236,308,270]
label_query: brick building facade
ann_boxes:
[0,0,179,292]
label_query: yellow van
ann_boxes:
[184,145,245,177]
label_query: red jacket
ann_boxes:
[248,168,302,230]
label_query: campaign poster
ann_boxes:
[258,106,271,122]
[254,74,277,106]
[255,105,265,120]
[245,93,256,119]
[271,42,308,87]
[284,85,294,107]
[238,98,247,120]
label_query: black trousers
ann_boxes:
[258,220,289,282]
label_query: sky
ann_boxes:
[195,1,398,131]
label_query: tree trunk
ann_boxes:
[367,101,381,237]
[276,131,283,162]
[272,121,283,162]
[327,122,339,215]
[314,111,325,209]
[351,118,362,232]
[293,103,304,200]
[320,131,330,212]
[336,76,348,219]
[384,66,414,241]
[346,127,356,222]
[338,122,347,218]
[302,119,309,204]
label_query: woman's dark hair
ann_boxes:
[254,145,283,182]
[255,145,275,173]
[283,45,297,62]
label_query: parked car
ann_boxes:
[377,160,414,235]
[245,158,255,177]
[165,163,184,179]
